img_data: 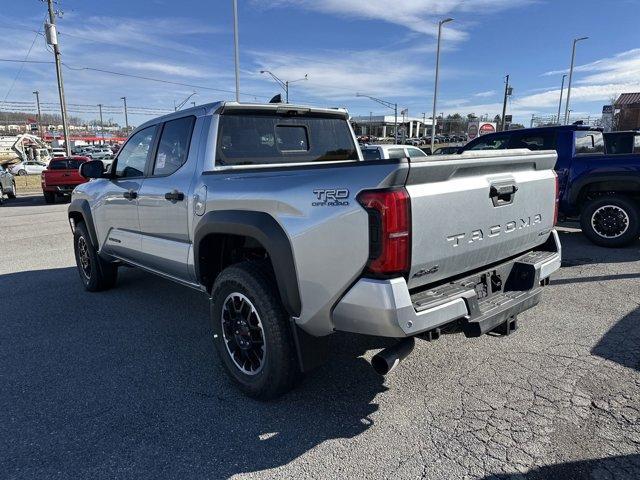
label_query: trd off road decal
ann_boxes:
[312,189,349,206]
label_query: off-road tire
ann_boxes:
[210,261,299,400]
[580,195,639,248]
[73,221,118,291]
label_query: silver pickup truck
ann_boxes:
[69,102,561,399]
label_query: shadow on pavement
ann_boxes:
[556,227,640,267]
[552,272,640,286]
[592,305,640,372]
[482,454,640,480]
[0,266,389,479]
[0,193,51,208]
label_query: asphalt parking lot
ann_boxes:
[1,194,639,480]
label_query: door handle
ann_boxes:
[164,190,185,202]
[123,190,137,200]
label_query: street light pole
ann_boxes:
[564,36,588,125]
[356,93,399,143]
[500,74,511,131]
[260,71,308,103]
[556,74,567,124]
[232,0,240,102]
[121,96,129,133]
[431,18,453,149]
[33,91,42,138]
[45,0,71,156]
[97,104,103,143]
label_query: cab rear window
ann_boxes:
[49,161,66,170]
[216,112,358,166]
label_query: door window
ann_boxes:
[153,116,196,176]
[361,148,382,160]
[574,131,604,154]
[114,126,156,178]
[407,147,428,158]
[387,148,406,159]
[509,133,556,151]
[467,135,509,150]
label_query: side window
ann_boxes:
[510,133,556,151]
[575,131,604,154]
[387,148,406,159]
[606,133,635,155]
[467,136,509,150]
[153,116,196,176]
[407,147,427,158]
[114,126,156,178]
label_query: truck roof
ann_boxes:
[137,101,349,131]
[492,124,601,136]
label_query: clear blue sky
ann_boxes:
[1,0,639,127]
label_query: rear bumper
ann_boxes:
[43,185,78,194]
[332,230,561,338]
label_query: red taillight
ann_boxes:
[553,172,560,226]
[357,188,411,276]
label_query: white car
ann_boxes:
[360,144,429,160]
[10,161,48,176]
[51,148,66,158]
[88,148,113,161]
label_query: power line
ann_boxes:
[1,26,43,107]
[0,57,268,99]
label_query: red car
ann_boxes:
[41,156,90,204]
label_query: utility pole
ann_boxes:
[45,0,71,156]
[500,75,512,131]
[232,0,240,102]
[369,111,373,136]
[97,104,103,143]
[556,74,567,124]
[33,91,42,138]
[431,18,454,148]
[564,36,588,125]
[121,96,129,133]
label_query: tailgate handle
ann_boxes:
[490,183,518,206]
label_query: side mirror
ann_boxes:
[79,160,105,179]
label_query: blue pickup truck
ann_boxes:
[460,126,640,247]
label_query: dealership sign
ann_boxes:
[468,121,497,139]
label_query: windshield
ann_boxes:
[216,112,358,166]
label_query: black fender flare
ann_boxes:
[568,172,640,208]
[68,199,99,248]
[193,210,302,317]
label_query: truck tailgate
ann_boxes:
[405,149,557,289]
[44,170,75,185]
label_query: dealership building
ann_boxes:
[351,115,436,139]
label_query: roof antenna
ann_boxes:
[269,93,283,104]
